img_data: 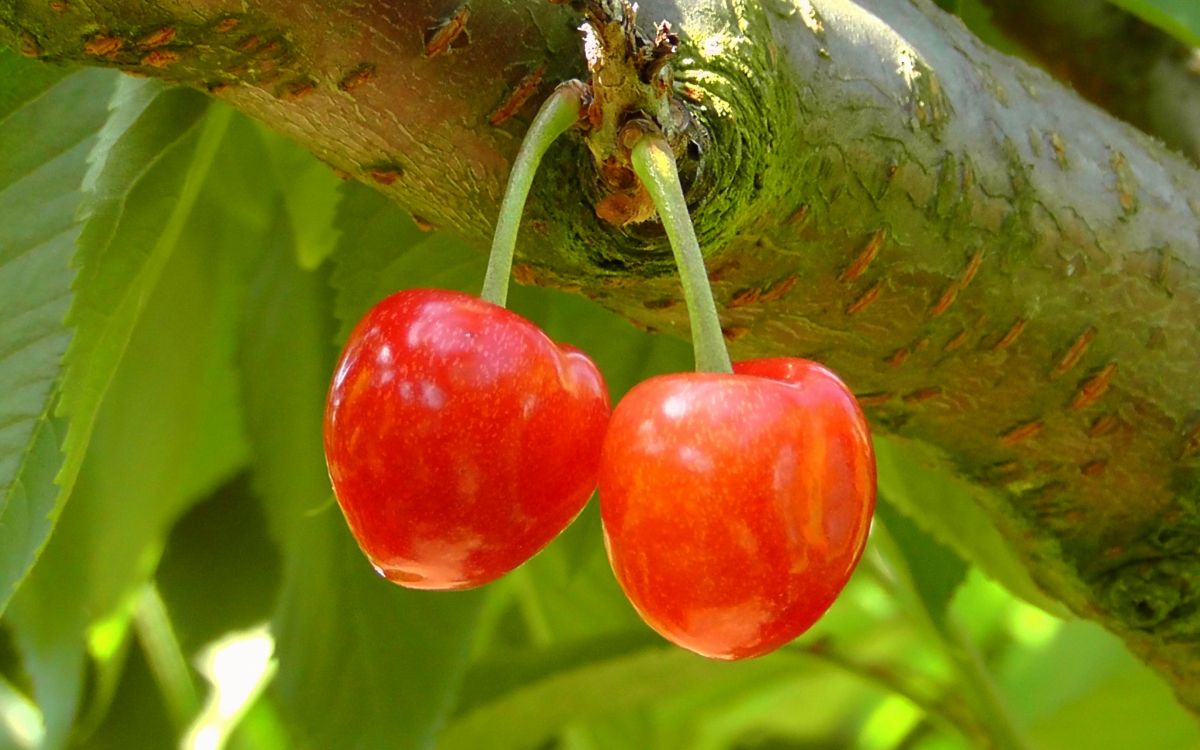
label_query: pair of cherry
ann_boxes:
[322,85,876,661]
[324,290,874,660]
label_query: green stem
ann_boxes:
[788,642,988,746]
[629,131,732,374]
[942,619,1030,750]
[512,567,552,647]
[134,582,199,732]
[480,82,585,307]
[863,547,1031,750]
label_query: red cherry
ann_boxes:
[324,288,611,590]
[598,357,875,659]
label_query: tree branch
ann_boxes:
[5,0,1200,711]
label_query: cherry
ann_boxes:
[324,288,610,590]
[598,357,875,659]
[323,84,600,590]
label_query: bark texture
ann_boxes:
[5,0,1200,711]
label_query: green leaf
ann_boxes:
[329,182,480,340]
[0,419,64,615]
[5,110,255,747]
[455,630,659,717]
[950,0,1027,56]
[874,498,967,625]
[75,637,175,750]
[0,50,69,117]
[0,54,117,613]
[1105,0,1200,47]
[1004,619,1200,749]
[0,57,104,195]
[257,123,344,270]
[226,696,291,750]
[652,664,876,750]
[47,77,226,579]
[235,220,333,541]
[155,475,282,656]
[272,512,484,750]
[874,435,1068,616]
[242,210,483,750]
[507,285,693,399]
[441,640,794,750]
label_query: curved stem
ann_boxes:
[480,82,586,307]
[787,641,990,746]
[863,546,1031,750]
[629,132,732,374]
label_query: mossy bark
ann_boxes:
[5,0,1200,712]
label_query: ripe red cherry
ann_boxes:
[598,357,875,659]
[324,288,610,590]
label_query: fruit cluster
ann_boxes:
[323,85,876,660]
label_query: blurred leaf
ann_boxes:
[442,643,795,750]
[0,54,117,613]
[1004,620,1200,749]
[462,630,887,750]
[874,498,967,625]
[233,213,332,540]
[874,436,1067,616]
[244,206,482,750]
[554,499,604,580]
[492,560,943,748]
[872,514,1029,748]
[952,0,1026,56]
[506,285,692,401]
[75,640,174,750]
[0,673,43,749]
[273,513,483,750]
[329,182,479,340]
[1105,0,1200,47]
[653,663,870,750]
[155,475,281,656]
[226,695,290,750]
[948,568,1020,650]
[500,508,642,648]
[456,630,659,717]
[256,123,343,270]
[4,110,255,747]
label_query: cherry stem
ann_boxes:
[481,82,586,308]
[629,130,733,374]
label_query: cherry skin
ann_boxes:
[598,357,875,659]
[324,288,610,590]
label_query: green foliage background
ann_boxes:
[1,1,1199,747]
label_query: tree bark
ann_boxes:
[6,0,1200,712]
